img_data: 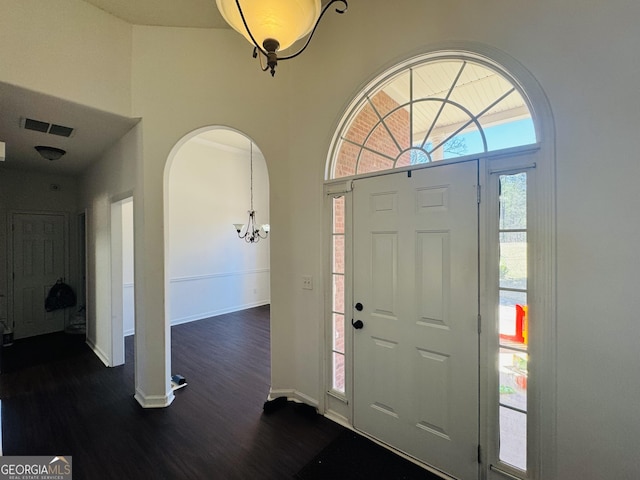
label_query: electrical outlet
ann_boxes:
[302,275,313,290]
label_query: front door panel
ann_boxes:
[353,161,479,479]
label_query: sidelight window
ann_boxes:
[331,196,346,393]
[496,172,528,473]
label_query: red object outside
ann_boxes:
[499,304,527,344]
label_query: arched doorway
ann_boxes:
[165,127,270,324]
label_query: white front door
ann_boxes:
[13,213,66,339]
[352,161,479,479]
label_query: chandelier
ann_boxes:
[215,0,348,76]
[234,141,270,243]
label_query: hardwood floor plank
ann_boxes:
[0,306,344,479]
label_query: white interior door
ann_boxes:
[13,213,66,339]
[352,161,479,479]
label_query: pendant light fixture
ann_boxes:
[215,0,348,76]
[234,140,270,243]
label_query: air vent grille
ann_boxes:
[23,117,74,137]
[24,118,49,133]
[49,124,74,137]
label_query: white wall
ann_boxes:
[0,0,132,116]
[167,133,270,324]
[122,198,135,336]
[78,124,139,366]
[131,24,290,407]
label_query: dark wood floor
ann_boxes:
[0,305,345,479]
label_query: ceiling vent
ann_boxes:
[22,117,74,137]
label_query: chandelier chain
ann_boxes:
[234,138,269,243]
[250,140,254,211]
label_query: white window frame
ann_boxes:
[481,151,545,480]
[323,180,353,425]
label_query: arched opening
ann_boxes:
[163,125,271,391]
[165,127,270,323]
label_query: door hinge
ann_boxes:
[477,313,482,334]
[478,444,482,464]
[477,184,482,204]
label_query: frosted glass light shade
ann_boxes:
[216,0,321,51]
[262,224,271,233]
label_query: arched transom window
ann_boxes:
[328,56,536,179]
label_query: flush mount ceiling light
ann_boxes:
[215,0,348,76]
[35,146,66,161]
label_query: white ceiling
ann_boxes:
[0,82,139,176]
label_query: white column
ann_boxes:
[133,129,174,409]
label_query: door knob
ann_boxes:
[351,318,364,329]
[355,302,364,311]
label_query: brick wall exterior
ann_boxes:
[333,90,411,178]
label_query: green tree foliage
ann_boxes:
[499,173,527,230]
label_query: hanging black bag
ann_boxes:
[45,279,77,312]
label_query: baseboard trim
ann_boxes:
[324,410,352,429]
[267,388,319,408]
[134,387,175,409]
[121,302,271,337]
[171,301,270,327]
[86,338,110,367]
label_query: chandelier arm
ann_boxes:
[278,0,348,62]
[235,0,268,56]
